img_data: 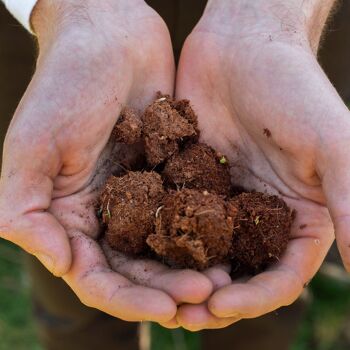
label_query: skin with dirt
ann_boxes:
[99,95,294,272]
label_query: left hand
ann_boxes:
[173,0,344,330]
[0,0,213,323]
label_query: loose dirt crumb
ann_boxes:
[112,107,142,144]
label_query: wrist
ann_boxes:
[203,0,336,51]
[31,0,146,48]
[31,0,68,41]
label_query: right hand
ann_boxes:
[174,0,338,330]
[0,0,213,322]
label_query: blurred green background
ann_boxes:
[1,238,350,350]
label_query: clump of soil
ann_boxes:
[112,107,142,144]
[100,171,165,255]
[169,98,199,136]
[142,96,198,166]
[98,94,294,272]
[147,189,237,270]
[230,192,293,271]
[163,143,231,196]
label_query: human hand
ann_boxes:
[0,0,213,322]
[175,0,343,330]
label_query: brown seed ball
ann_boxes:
[147,189,237,270]
[155,92,199,135]
[112,107,142,144]
[142,97,198,166]
[230,192,293,272]
[162,143,232,196]
[100,171,165,255]
[170,98,199,137]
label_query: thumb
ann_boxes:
[321,143,350,271]
[0,168,72,276]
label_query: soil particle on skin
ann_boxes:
[100,171,165,255]
[230,192,293,271]
[263,128,271,138]
[163,143,232,197]
[142,96,198,166]
[147,189,237,270]
[112,107,142,144]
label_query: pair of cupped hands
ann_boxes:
[0,0,349,331]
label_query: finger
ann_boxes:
[64,232,177,323]
[203,265,232,291]
[177,304,240,332]
[0,212,71,276]
[209,235,331,319]
[208,196,333,319]
[102,240,213,304]
[159,318,180,329]
[0,172,71,276]
[321,152,350,271]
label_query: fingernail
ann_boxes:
[227,312,240,318]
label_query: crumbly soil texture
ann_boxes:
[99,94,294,273]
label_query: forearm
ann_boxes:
[203,0,337,52]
